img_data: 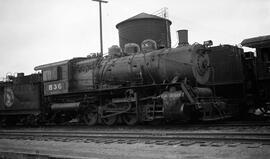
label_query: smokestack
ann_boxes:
[177,30,189,46]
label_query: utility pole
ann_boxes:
[92,0,108,57]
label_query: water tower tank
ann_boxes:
[116,13,172,50]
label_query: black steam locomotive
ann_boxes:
[0,13,269,126]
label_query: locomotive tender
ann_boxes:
[0,12,269,126]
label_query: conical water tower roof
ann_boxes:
[116,12,171,28]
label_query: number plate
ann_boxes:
[44,80,68,95]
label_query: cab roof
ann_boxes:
[34,60,69,71]
[241,35,270,48]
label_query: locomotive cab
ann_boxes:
[35,60,70,96]
[34,57,99,96]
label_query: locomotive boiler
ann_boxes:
[97,43,210,87]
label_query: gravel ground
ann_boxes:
[0,138,269,159]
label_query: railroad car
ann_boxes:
[241,35,270,115]
[0,73,42,125]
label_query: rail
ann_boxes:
[1,130,270,144]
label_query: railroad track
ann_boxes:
[179,121,270,127]
[2,119,270,129]
[1,130,270,146]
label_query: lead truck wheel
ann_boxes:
[83,110,98,126]
[122,114,138,125]
[102,115,118,126]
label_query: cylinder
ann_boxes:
[177,30,189,46]
[160,91,193,121]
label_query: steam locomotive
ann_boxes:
[0,13,269,126]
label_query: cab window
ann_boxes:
[43,67,59,81]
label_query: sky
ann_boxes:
[0,0,269,78]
